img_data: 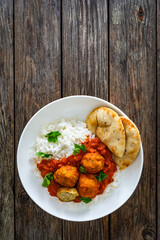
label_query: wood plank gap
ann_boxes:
[157,0,160,238]
[156,0,158,238]
[13,0,16,239]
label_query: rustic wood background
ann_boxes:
[0,0,159,239]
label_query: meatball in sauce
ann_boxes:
[54,165,79,187]
[77,174,100,198]
[37,137,117,202]
[81,152,105,173]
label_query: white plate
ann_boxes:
[17,95,143,221]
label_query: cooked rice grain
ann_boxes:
[32,119,94,161]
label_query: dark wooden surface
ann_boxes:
[157,1,160,239]
[0,0,159,239]
[0,0,14,239]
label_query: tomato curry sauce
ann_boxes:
[37,137,117,202]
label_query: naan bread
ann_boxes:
[85,108,98,134]
[113,116,141,170]
[85,107,125,157]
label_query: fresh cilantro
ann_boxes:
[42,172,53,187]
[73,143,86,156]
[36,152,53,158]
[79,165,86,173]
[45,131,61,143]
[42,177,50,188]
[96,171,107,182]
[80,197,92,204]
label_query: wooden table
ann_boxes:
[1,0,159,239]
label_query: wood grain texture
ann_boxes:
[109,0,157,239]
[14,0,62,239]
[0,1,14,239]
[62,0,108,98]
[62,218,108,240]
[0,0,157,238]
[157,0,160,239]
[62,0,109,239]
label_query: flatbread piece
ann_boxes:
[85,107,125,157]
[113,116,141,170]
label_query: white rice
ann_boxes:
[32,119,94,161]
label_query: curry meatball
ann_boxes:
[54,165,79,187]
[57,187,79,202]
[77,174,100,198]
[81,152,105,173]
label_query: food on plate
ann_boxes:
[35,120,117,203]
[45,131,61,143]
[85,108,98,134]
[113,116,141,170]
[96,171,107,182]
[54,165,79,187]
[85,107,125,157]
[79,197,92,203]
[57,187,79,202]
[73,143,86,156]
[81,152,105,173]
[42,172,54,187]
[34,119,93,160]
[77,174,100,198]
[36,152,53,158]
[34,109,141,204]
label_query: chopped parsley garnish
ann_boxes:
[80,197,92,204]
[45,131,61,143]
[42,172,54,187]
[73,143,86,156]
[36,152,53,158]
[96,171,107,182]
[79,165,86,173]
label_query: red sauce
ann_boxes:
[37,137,117,202]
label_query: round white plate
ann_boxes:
[17,95,143,221]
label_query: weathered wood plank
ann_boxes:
[62,0,109,239]
[62,0,108,98]
[14,0,62,239]
[0,1,14,239]
[157,0,160,239]
[109,0,157,239]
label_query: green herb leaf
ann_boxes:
[79,166,86,173]
[96,171,107,182]
[42,172,53,187]
[80,197,92,204]
[42,177,50,188]
[80,144,87,152]
[73,143,87,156]
[36,152,53,158]
[45,131,61,143]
